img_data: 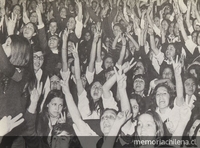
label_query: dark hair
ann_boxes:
[162,42,181,60]
[152,83,175,111]
[113,23,126,33]
[52,123,73,136]
[86,80,104,116]
[129,94,146,117]
[37,90,67,136]
[160,64,175,82]
[100,108,118,119]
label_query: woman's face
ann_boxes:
[133,78,145,93]
[113,25,122,37]
[161,20,169,31]
[164,5,171,14]
[50,75,61,90]
[193,20,200,31]
[192,32,197,44]
[162,67,173,80]
[154,17,160,28]
[90,81,103,102]
[84,32,91,41]
[184,78,196,96]
[2,37,12,57]
[49,22,58,34]
[30,12,38,24]
[51,133,70,148]
[60,8,67,18]
[67,41,74,55]
[137,114,157,137]
[100,110,117,136]
[174,23,179,36]
[130,99,139,118]
[134,62,145,75]
[23,23,36,39]
[33,51,44,72]
[48,36,59,49]
[13,5,21,19]
[67,17,76,30]
[104,57,114,69]
[104,37,110,47]
[47,97,64,118]
[156,86,170,109]
[188,119,200,137]
[165,44,176,60]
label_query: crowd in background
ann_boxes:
[1,0,200,147]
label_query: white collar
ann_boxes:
[156,107,171,122]
[35,69,43,82]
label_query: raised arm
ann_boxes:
[186,0,192,31]
[125,32,139,51]
[148,27,160,55]
[36,5,48,52]
[172,56,184,107]
[88,28,100,73]
[74,0,83,39]
[117,35,127,66]
[177,14,189,42]
[96,26,102,63]
[72,44,84,95]
[61,29,69,72]
[61,71,82,127]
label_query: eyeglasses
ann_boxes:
[34,55,44,61]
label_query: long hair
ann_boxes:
[86,80,104,116]
[37,90,67,136]
[9,35,31,67]
[135,111,164,143]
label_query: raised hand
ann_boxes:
[0,113,24,136]
[114,66,127,90]
[72,43,79,59]
[30,82,43,103]
[7,13,17,35]
[115,110,132,127]
[122,58,136,73]
[148,27,154,36]
[60,70,71,94]
[172,55,182,76]
[57,112,66,124]
[180,105,192,120]
[62,28,69,42]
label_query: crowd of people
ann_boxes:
[0,0,200,147]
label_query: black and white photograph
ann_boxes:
[0,0,200,147]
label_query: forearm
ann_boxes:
[64,91,82,124]
[28,102,38,114]
[88,42,97,72]
[150,35,159,55]
[96,38,102,62]
[112,36,119,49]
[61,41,68,72]
[175,74,184,106]
[117,45,126,66]
[102,75,117,98]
